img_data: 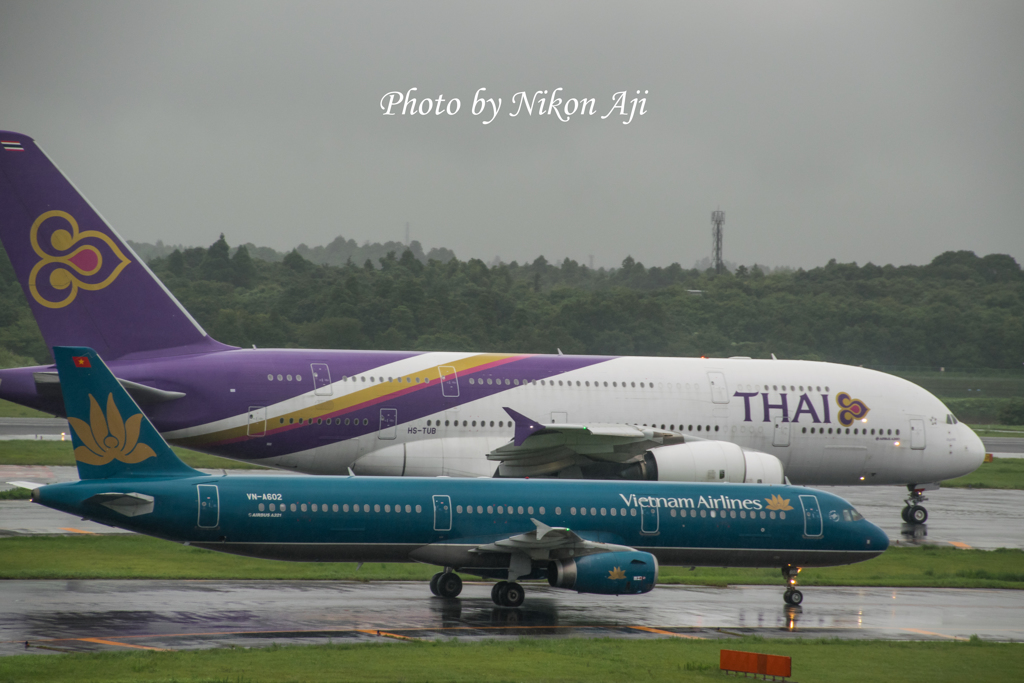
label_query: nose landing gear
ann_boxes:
[782,565,803,606]
[902,485,929,524]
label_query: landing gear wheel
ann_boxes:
[901,506,911,523]
[429,572,443,596]
[436,572,463,598]
[783,589,803,606]
[909,505,928,524]
[498,581,525,607]
[491,581,508,605]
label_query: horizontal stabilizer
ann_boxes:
[33,371,185,404]
[85,492,155,516]
[5,481,42,490]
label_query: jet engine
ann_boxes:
[548,551,658,595]
[622,441,785,484]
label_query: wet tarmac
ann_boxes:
[983,437,1024,454]
[1,579,1021,655]
[0,418,68,439]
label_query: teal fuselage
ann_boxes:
[34,476,887,577]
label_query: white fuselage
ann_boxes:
[192,354,984,487]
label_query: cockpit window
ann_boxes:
[842,509,864,522]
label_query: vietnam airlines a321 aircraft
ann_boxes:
[0,131,984,524]
[8,346,889,606]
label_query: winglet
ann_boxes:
[503,407,546,446]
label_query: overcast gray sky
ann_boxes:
[1,1,1021,269]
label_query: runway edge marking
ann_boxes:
[630,626,705,640]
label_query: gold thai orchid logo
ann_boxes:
[607,566,627,580]
[765,494,794,511]
[28,211,131,309]
[69,393,156,466]
[836,392,870,427]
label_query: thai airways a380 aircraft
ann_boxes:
[0,131,984,523]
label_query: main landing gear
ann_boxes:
[429,570,463,598]
[427,571,525,606]
[901,485,929,524]
[782,565,803,606]
[491,580,525,607]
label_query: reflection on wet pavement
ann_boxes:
[2,580,1022,655]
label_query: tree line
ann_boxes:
[1,237,1022,373]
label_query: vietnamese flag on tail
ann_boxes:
[72,356,91,368]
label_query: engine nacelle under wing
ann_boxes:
[548,551,658,595]
[644,441,784,484]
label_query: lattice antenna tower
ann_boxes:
[711,209,725,274]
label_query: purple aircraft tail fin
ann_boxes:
[0,131,231,360]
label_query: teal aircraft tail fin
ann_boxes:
[54,346,200,480]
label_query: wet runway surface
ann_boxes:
[0,418,68,439]
[983,437,1024,454]
[2,580,1021,655]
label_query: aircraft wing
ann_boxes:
[488,407,691,477]
[472,518,635,562]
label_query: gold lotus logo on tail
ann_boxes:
[608,566,627,580]
[765,494,794,511]
[69,393,156,466]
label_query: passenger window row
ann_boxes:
[258,502,425,514]
[254,501,793,523]
[800,426,899,436]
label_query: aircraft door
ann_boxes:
[432,494,452,531]
[197,484,220,528]
[772,416,791,447]
[379,408,398,440]
[247,406,267,437]
[910,419,926,450]
[641,505,659,534]
[707,372,729,404]
[311,363,332,396]
[798,494,823,538]
[438,366,460,398]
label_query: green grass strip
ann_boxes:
[2,536,1022,588]
[941,457,1024,489]
[1,636,1021,683]
[0,398,53,418]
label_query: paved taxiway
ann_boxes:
[0,418,68,439]
[2,580,1021,655]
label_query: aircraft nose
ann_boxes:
[867,520,889,553]
[960,424,987,473]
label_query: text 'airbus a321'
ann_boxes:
[0,131,984,523]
